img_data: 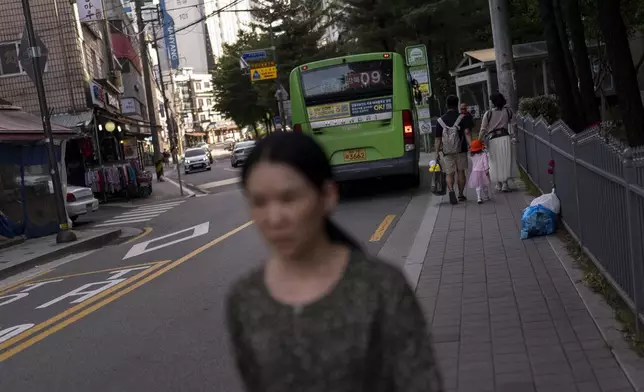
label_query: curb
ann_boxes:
[162,176,197,197]
[0,228,122,279]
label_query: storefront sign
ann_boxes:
[90,81,105,108]
[120,98,139,115]
[77,0,104,22]
[122,138,138,159]
[105,92,120,111]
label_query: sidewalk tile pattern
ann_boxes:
[416,191,634,392]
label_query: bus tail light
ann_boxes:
[402,110,415,151]
[294,124,302,133]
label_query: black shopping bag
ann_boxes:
[431,160,447,196]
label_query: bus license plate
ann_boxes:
[344,149,366,162]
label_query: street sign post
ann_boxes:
[241,50,267,61]
[405,44,433,134]
[251,66,277,81]
[18,27,48,85]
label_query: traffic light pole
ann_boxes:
[20,0,76,243]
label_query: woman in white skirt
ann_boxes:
[480,92,516,192]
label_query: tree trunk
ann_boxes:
[595,0,644,146]
[539,0,582,130]
[553,0,585,126]
[563,0,600,125]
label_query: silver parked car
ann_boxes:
[184,148,212,174]
[230,141,256,168]
[66,185,99,222]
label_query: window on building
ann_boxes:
[90,48,99,76]
[0,42,23,76]
[200,114,207,122]
[198,98,204,107]
[109,20,124,34]
[195,82,202,90]
[204,81,211,89]
[206,98,212,106]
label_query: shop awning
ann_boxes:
[0,108,78,141]
[50,110,94,128]
[186,132,206,137]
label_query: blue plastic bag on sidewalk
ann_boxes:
[520,205,558,240]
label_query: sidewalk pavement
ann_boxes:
[0,228,121,276]
[416,188,643,392]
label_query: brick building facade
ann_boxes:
[0,0,106,116]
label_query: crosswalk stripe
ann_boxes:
[101,215,158,223]
[131,202,184,211]
[94,218,153,227]
[115,212,164,219]
[121,206,181,215]
[199,177,241,190]
[95,200,185,227]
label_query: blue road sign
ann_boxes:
[274,115,281,125]
[243,50,267,61]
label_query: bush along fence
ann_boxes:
[516,114,644,331]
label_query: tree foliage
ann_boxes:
[211,31,274,135]
[210,0,644,144]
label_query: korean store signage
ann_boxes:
[121,98,139,115]
[90,81,105,108]
[77,0,104,22]
[105,92,120,111]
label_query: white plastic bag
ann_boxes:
[530,188,561,214]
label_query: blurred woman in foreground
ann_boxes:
[226,132,443,392]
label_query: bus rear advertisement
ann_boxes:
[289,52,420,187]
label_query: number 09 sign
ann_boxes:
[346,70,382,87]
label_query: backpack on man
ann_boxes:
[437,114,465,155]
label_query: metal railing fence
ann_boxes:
[516,115,644,329]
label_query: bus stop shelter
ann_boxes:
[450,41,550,117]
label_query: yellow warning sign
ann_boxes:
[250,66,277,81]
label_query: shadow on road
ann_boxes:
[338,170,433,201]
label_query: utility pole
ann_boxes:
[489,0,517,111]
[101,0,116,81]
[489,0,520,180]
[135,0,163,181]
[268,13,286,131]
[154,5,184,196]
[20,0,76,243]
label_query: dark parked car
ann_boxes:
[230,141,256,168]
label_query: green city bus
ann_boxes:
[289,52,420,187]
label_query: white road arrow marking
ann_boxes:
[123,222,210,260]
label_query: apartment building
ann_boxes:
[162,0,209,73]
[205,0,254,59]
[173,68,222,146]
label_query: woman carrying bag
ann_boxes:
[480,92,516,192]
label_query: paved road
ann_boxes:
[0,166,429,391]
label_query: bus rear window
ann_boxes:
[301,60,393,105]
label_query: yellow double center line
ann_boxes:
[0,221,253,362]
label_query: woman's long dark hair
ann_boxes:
[241,132,360,249]
[490,92,507,109]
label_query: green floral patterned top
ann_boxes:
[226,250,443,392]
